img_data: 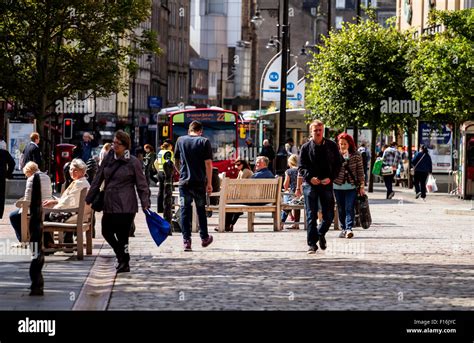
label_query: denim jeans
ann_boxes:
[179,183,209,241]
[303,184,335,247]
[334,189,357,231]
[9,209,21,241]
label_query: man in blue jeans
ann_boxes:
[175,120,214,252]
[296,120,342,254]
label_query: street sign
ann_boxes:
[148,96,162,109]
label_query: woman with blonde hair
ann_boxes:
[281,154,301,230]
[99,143,112,166]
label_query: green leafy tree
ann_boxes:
[405,9,474,123]
[306,14,413,191]
[0,1,160,117]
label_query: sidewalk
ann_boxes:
[0,183,472,310]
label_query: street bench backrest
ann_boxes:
[220,177,281,204]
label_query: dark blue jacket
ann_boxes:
[412,152,432,173]
[252,168,274,179]
[22,142,41,167]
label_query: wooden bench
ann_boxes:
[17,188,94,260]
[42,188,93,260]
[215,177,282,232]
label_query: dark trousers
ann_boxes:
[179,183,209,241]
[102,213,136,263]
[303,184,335,247]
[157,172,165,213]
[383,173,395,197]
[414,171,429,199]
[225,212,243,228]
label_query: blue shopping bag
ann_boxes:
[144,209,171,247]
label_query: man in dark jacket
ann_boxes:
[0,149,15,218]
[73,132,97,162]
[296,119,342,254]
[259,139,275,173]
[412,144,433,200]
[22,132,42,169]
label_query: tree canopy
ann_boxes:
[305,15,414,132]
[405,9,474,123]
[0,0,160,119]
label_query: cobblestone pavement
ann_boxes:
[108,185,474,311]
[1,184,472,311]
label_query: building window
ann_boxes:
[206,0,226,14]
[465,0,473,8]
[362,0,376,7]
[336,0,345,9]
[179,4,184,28]
[378,14,394,28]
[170,2,176,26]
[335,16,343,29]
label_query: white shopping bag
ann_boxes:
[426,174,438,193]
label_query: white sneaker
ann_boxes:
[338,230,346,238]
[346,231,354,239]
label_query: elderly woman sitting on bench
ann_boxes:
[42,158,91,244]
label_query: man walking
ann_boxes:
[74,132,97,162]
[295,120,342,254]
[382,142,402,199]
[22,132,42,169]
[175,121,214,252]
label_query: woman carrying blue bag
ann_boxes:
[86,131,150,273]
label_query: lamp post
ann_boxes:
[251,2,281,53]
[274,0,290,176]
[131,73,136,153]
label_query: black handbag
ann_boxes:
[344,158,371,229]
[91,162,122,212]
[91,191,105,212]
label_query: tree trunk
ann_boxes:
[353,124,358,147]
[368,124,377,193]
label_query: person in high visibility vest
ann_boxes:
[154,141,174,213]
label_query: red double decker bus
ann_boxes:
[158,107,240,178]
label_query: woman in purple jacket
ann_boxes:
[86,131,150,273]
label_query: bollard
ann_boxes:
[163,159,174,234]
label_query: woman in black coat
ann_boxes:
[0,149,15,218]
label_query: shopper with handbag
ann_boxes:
[411,144,432,200]
[381,142,402,199]
[333,133,365,239]
[86,130,150,273]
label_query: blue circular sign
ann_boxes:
[287,82,295,91]
[269,72,279,82]
[297,93,302,100]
